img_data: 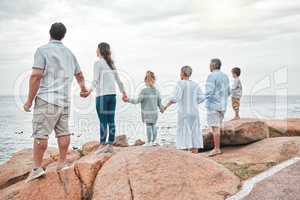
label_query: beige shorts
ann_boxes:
[32,97,70,139]
[207,110,225,127]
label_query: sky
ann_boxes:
[0,0,299,96]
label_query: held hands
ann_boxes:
[23,100,32,112]
[162,105,169,113]
[160,106,168,114]
[122,95,128,102]
[80,89,91,98]
[122,92,128,102]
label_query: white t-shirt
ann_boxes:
[91,58,125,96]
[231,77,243,99]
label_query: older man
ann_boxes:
[24,22,88,182]
[205,58,230,156]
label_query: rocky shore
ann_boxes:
[1,118,300,200]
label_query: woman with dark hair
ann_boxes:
[82,42,127,151]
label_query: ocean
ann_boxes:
[0,95,300,164]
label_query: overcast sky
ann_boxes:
[0,0,299,96]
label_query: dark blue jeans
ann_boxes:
[96,95,116,144]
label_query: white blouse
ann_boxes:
[91,58,125,96]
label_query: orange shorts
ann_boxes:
[232,97,240,111]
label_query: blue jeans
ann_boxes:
[96,95,116,144]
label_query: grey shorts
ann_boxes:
[32,97,70,139]
[207,110,225,127]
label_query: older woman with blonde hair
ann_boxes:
[164,66,205,152]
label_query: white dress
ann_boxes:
[171,80,205,149]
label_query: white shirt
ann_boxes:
[33,40,81,107]
[231,77,242,99]
[92,58,125,96]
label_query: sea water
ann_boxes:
[0,95,299,164]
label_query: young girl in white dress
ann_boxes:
[164,66,204,153]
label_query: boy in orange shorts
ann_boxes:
[231,67,242,120]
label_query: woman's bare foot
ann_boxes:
[191,148,198,154]
[208,149,222,157]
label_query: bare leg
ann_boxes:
[212,127,221,150]
[235,110,240,120]
[26,138,48,182]
[57,135,70,166]
[208,127,222,157]
[33,138,48,168]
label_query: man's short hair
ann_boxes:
[232,67,241,76]
[49,22,66,40]
[210,58,222,70]
[181,66,192,77]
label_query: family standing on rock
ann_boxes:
[23,22,242,183]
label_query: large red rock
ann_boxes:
[204,137,300,180]
[266,118,300,137]
[0,147,58,190]
[0,148,82,200]
[0,150,112,200]
[92,147,240,200]
[203,119,269,149]
[244,160,300,200]
[15,163,82,200]
[0,179,27,200]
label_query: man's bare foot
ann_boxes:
[231,116,240,121]
[208,149,222,157]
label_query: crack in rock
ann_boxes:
[125,157,134,200]
[57,171,69,196]
[74,153,113,200]
[74,166,90,200]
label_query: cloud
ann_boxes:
[1,0,300,42]
[59,0,300,43]
[68,0,192,23]
[0,0,299,95]
[0,0,47,21]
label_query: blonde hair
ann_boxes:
[144,71,156,87]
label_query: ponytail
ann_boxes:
[98,42,115,70]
